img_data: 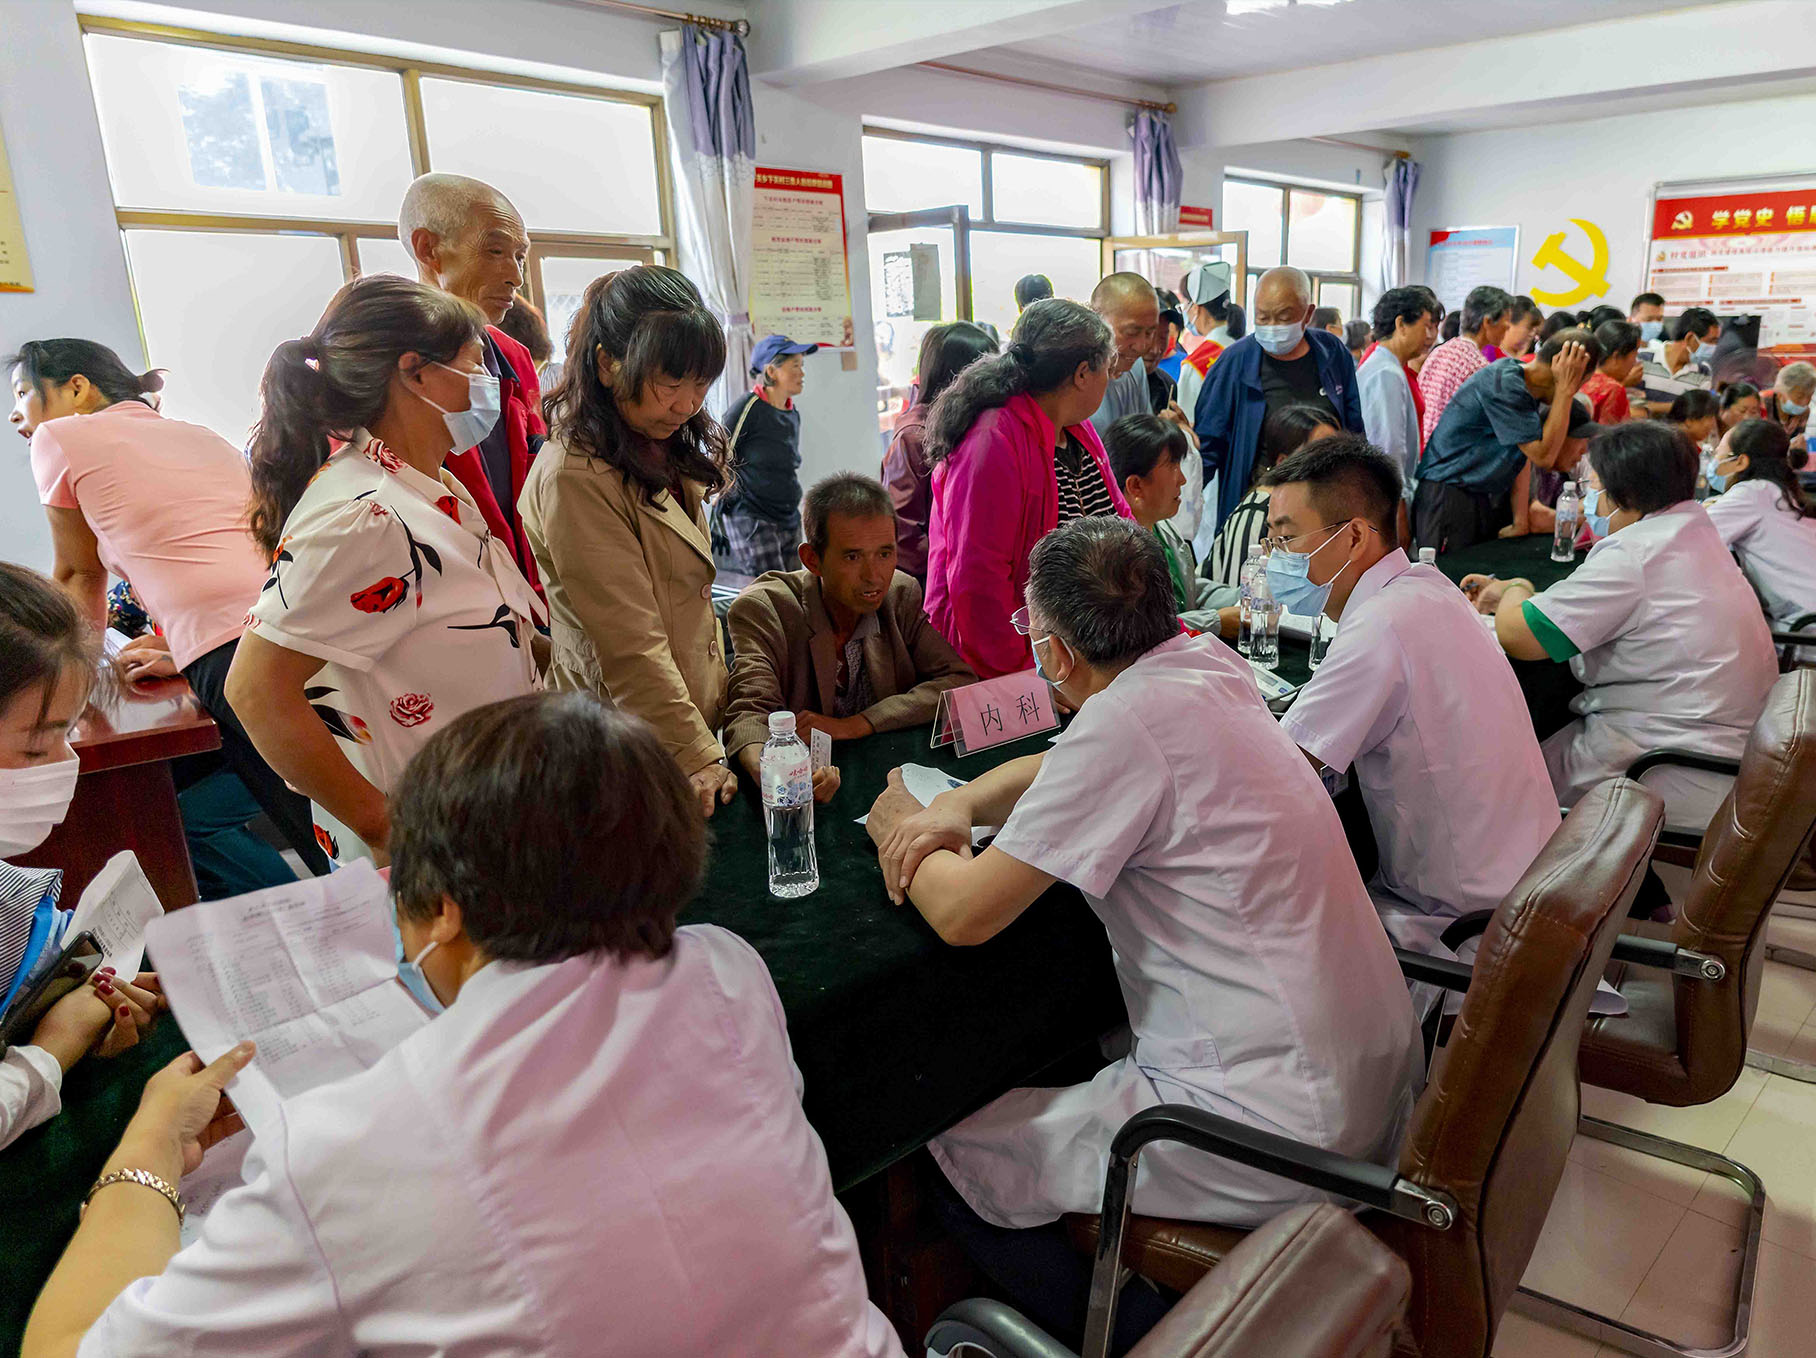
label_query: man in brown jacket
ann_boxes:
[725,474,974,801]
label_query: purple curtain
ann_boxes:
[679,25,755,162]
[1384,157,1421,289]
[1131,110,1183,236]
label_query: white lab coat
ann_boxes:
[81,927,903,1358]
[1527,502,1778,830]
[931,634,1422,1230]
[1704,477,1816,627]
[1280,552,1559,952]
[0,1043,61,1150]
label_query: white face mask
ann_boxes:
[1255,321,1306,357]
[0,754,80,858]
[418,363,502,453]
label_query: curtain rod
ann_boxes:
[918,61,1176,115]
[1308,135,1411,159]
[578,0,750,36]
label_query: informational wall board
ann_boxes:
[1425,227,1518,313]
[1648,185,1816,357]
[0,117,34,293]
[750,166,854,349]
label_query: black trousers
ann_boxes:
[1411,478,1501,555]
[182,639,330,876]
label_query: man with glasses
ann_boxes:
[1265,435,1558,955]
[863,516,1419,1343]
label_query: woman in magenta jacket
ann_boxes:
[923,298,1133,677]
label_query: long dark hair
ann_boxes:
[1725,417,1814,518]
[543,265,729,505]
[0,562,99,726]
[1259,403,1338,473]
[247,275,483,556]
[6,338,162,409]
[914,321,998,410]
[923,298,1112,468]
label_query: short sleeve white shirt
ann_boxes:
[245,432,543,858]
[1704,477,1816,626]
[1280,552,1558,947]
[1357,348,1421,501]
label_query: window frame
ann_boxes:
[80,15,674,328]
[1223,174,1364,312]
[862,126,1111,243]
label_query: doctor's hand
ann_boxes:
[869,770,971,905]
[125,1044,257,1177]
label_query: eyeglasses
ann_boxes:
[1010,606,1037,637]
[1258,521,1363,555]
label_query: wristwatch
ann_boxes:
[83,1167,185,1223]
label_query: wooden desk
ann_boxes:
[16,674,220,909]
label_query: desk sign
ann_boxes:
[931,671,1059,756]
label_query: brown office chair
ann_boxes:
[1502,668,1816,1358]
[1065,777,1664,1358]
[924,1202,1408,1358]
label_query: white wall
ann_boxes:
[0,0,141,570]
[1413,89,1816,309]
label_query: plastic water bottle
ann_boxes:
[1249,549,1281,670]
[1417,547,1437,567]
[1237,544,1264,659]
[1551,481,1582,562]
[761,712,818,898]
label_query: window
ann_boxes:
[1220,176,1364,324]
[82,19,671,443]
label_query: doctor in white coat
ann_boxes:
[867,517,1420,1336]
[1465,422,1778,831]
[1704,418,1816,628]
[26,694,903,1358]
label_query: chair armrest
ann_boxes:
[1394,947,1474,993]
[1105,1105,1457,1231]
[1438,909,1496,953]
[1625,748,1742,780]
[926,1298,1076,1358]
[1774,631,1815,649]
[1609,934,1727,981]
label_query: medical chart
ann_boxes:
[66,851,162,975]
[145,862,427,1143]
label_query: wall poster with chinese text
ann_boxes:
[750,166,854,349]
[1648,185,1816,358]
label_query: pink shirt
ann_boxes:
[1417,337,1489,449]
[30,402,267,669]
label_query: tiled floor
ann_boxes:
[1494,893,1816,1358]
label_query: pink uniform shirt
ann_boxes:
[30,401,267,669]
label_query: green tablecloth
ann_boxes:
[0,725,1124,1350]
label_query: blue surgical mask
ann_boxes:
[1782,398,1809,416]
[1639,320,1664,342]
[420,363,502,452]
[398,936,445,1014]
[1031,633,1069,687]
[1582,489,1611,537]
[1707,469,1730,495]
[1264,527,1351,617]
[1254,322,1305,357]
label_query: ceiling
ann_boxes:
[975,0,1728,88]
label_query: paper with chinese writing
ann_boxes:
[144,861,428,1144]
[951,672,1059,752]
[811,726,832,774]
[66,851,162,975]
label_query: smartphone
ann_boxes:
[0,931,104,1052]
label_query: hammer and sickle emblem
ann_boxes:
[1529,218,1610,307]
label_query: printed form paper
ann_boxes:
[145,862,428,1142]
[66,852,162,975]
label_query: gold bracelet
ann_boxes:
[83,1168,185,1224]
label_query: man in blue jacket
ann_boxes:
[1193,265,1364,533]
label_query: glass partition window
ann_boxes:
[862,137,984,216]
[82,18,672,443]
[970,232,1101,338]
[1224,175,1363,319]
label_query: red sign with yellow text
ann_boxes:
[1179,204,1214,230]
[1653,190,1816,238]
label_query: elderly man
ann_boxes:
[1417,284,1512,446]
[723,474,973,802]
[865,516,1420,1340]
[1192,265,1363,533]
[1765,360,1815,449]
[1086,272,1161,440]
[398,171,545,589]
[1264,435,1558,954]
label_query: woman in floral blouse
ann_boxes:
[226,276,543,863]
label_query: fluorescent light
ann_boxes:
[1229,0,1355,13]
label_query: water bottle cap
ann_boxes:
[769,711,796,735]
[1563,481,1576,492]
[1248,543,1264,557]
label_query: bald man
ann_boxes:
[1192,266,1363,533]
[398,172,547,591]
[1087,272,1161,440]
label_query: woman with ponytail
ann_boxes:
[922,298,1132,678]
[8,338,327,875]
[226,275,543,863]
[1705,416,1816,626]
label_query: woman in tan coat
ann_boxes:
[520,266,738,816]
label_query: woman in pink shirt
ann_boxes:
[10,339,327,874]
[922,299,1133,677]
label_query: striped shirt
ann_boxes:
[1055,435,1117,523]
[1207,489,1271,589]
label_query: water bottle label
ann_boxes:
[763,756,811,808]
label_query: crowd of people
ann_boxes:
[3,165,1815,1356]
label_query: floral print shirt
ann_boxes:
[246,431,544,860]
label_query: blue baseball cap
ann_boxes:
[750,334,819,375]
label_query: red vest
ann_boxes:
[1183,337,1225,379]
[443,326,546,599]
